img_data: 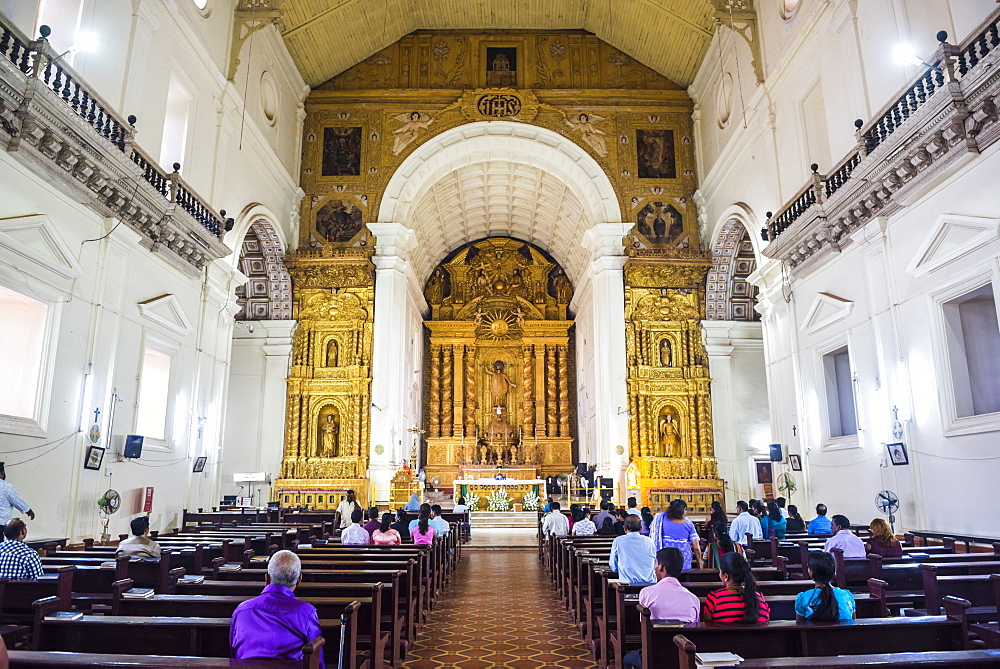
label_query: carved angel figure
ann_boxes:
[565,112,608,156]
[392,111,434,155]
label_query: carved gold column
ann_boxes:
[441,346,453,438]
[546,345,558,437]
[430,345,441,437]
[464,349,476,438]
[521,344,534,439]
[557,344,570,438]
[452,345,463,437]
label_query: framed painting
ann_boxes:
[636,129,676,179]
[84,445,105,471]
[193,456,207,473]
[887,442,909,466]
[788,454,802,471]
[321,127,362,176]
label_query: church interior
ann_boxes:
[1,0,1000,665]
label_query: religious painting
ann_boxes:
[84,445,105,470]
[636,202,684,244]
[564,112,608,156]
[636,129,676,179]
[192,456,207,473]
[755,460,773,484]
[887,442,909,466]
[315,199,363,242]
[391,111,435,155]
[788,454,802,471]
[485,46,517,87]
[321,127,362,176]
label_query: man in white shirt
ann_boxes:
[823,514,867,559]
[541,501,569,537]
[0,464,34,526]
[729,500,763,546]
[429,505,450,536]
[340,510,369,545]
[626,497,642,517]
[336,490,361,529]
[776,497,790,518]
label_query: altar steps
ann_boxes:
[470,511,540,529]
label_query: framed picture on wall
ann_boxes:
[887,442,909,466]
[84,445,105,471]
[193,456,207,473]
[788,454,802,471]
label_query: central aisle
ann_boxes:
[404,549,596,668]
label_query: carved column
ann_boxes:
[534,344,546,433]
[430,345,441,437]
[464,349,476,438]
[452,345,463,438]
[441,346,453,437]
[557,344,570,437]
[521,344,534,440]
[546,345,558,437]
[637,395,649,458]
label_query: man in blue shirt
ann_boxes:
[609,516,656,584]
[808,503,833,535]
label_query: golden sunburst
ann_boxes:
[480,310,518,339]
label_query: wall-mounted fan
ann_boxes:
[875,489,899,531]
[98,489,120,544]
[777,472,797,499]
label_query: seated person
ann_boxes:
[785,504,806,533]
[404,494,420,512]
[623,547,700,668]
[452,497,469,514]
[0,518,43,580]
[372,513,401,545]
[541,501,569,537]
[362,507,380,536]
[411,509,436,545]
[572,508,597,536]
[760,501,787,539]
[823,514,866,559]
[609,516,656,584]
[429,504,450,536]
[703,553,770,623]
[866,518,903,558]
[391,509,412,541]
[796,550,855,621]
[116,516,161,559]
[231,550,324,667]
[612,508,628,536]
[340,509,370,545]
[808,503,833,535]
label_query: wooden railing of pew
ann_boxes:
[541,525,1000,668]
[7,517,463,667]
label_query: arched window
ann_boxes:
[705,219,760,322]
[234,220,292,320]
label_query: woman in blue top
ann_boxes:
[760,501,787,539]
[650,499,704,570]
[795,551,856,621]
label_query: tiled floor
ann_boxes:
[404,550,596,668]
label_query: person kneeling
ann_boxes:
[230,550,324,667]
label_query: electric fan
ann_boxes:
[98,489,121,544]
[777,472,797,499]
[875,489,900,531]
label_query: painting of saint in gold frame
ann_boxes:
[321,127,362,176]
[636,129,676,179]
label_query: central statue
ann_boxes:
[487,359,516,407]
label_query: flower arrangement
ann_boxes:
[467,493,481,512]
[522,491,540,511]
[486,487,511,512]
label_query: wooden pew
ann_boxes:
[638,596,973,669]
[33,595,357,668]
[8,649,322,667]
[0,567,75,625]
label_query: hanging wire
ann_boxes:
[4,433,77,466]
[1,431,76,455]
[727,4,749,129]
[238,1,259,150]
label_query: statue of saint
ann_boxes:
[486,360,516,407]
[426,268,445,304]
[326,339,338,367]
[320,413,340,456]
[659,338,672,367]
[551,269,572,303]
[657,410,681,458]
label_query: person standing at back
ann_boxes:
[649,499,704,570]
[808,504,833,535]
[0,463,34,525]
[729,501,763,546]
[230,550,324,667]
[609,516,656,584]
[336,490,361,529]
[823,514,867,559]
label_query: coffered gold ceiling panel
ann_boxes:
[279,0,717,88]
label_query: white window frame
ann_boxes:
[929,265,1000,437]
[0,280,61,437]
[134,332,179,451]
[814,334,861,450]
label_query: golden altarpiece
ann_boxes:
[422,238,575,486]
[275,29,724,510]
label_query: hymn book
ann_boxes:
[44,611,83,621]
[695,651,744,666]
[122,587,155,599]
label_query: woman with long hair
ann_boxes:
[597,515,617,535]
[703,552,770,624]
[372,512,401,545]
[705,521,745,568]
[795,550,855,621]
[785,504,805,533]
[391,509,411,541]
[760,501,787,539]
[640,507,654,535]
[866,518,903,558]
[650,499,704,569]
[411,506,435,545]
[706,500,728,527]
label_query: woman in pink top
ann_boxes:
[411,509,436,545]
[372,513,402,545]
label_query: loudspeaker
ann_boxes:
[769,443,783,462]
[123,435,143,459]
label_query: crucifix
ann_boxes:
[791,424,797,437]
[92,407,101,424]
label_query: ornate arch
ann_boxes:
[705,218,760,322]
[235,219,293,320]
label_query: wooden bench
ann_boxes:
[8,648,322,667]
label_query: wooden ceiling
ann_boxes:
[279,0,718,89]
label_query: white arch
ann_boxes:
[710,202,765,261]
[223,202,288,267]
[378,121,621,284]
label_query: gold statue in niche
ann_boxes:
[487,360,515,407]
[660,338,672,367]
[318,409,341,457]
[326,339,338,367]
[657,407,681,457]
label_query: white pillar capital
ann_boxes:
[369,222,418,260]
[582,222,631,259]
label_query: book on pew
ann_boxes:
[37,574,58,580]
[176,575,205,584]
[250,556,269,563]
[100,560,117,569]
[297,544,313,549]
[314,540,328,545]
[695,651,743,666]
[122,587,155,599]
[218,562,243,572]
[44,611,83,621]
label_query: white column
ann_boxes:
[368,222,426,505]
[702,320,768,505]
[577,223,631,498]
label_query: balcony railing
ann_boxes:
[764,10,1000,264]
[0,19,232,272]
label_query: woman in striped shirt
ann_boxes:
[703,553,770,624]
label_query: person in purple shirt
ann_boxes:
[230,550,324,667]
[362,506,380,536]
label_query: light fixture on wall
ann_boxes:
[370,402,382,412]
[892,31,949,70]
